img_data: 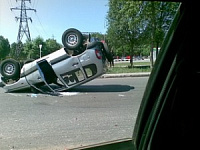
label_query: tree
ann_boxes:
[0,36,10,60]
[22,37,62,60]
[23,40,34,59]
[10,42,18,58]
[106,0,179,66]
[32,36,46,59]
[144,1,179,66]
[45,39,62,56]
[21,36,45,59]
[107,0,145,66]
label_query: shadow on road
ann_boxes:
[3,84,134,94]
[69,84,135,92]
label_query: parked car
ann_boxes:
[0,28,112,94]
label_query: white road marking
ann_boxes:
[59,92,79,96]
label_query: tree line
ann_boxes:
[0,36,62,61]
[106,0,180,66]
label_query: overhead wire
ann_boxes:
[7,0,18,19]
[35,13,50,38]
[27,0,50,40]
[29,0,50,39]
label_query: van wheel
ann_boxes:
[62,28,83,50]
[0,59,20,80]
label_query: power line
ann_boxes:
[35,13,49,37]
[10,0,36,58]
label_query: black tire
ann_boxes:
[0,59,20,80]
[62,28,83,50]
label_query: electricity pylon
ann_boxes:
[11,0,36,58]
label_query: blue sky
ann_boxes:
[0,0,109,44]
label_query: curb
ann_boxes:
[100,72,151,78]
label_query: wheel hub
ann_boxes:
[67,34,78,46]
[4,64,15,75]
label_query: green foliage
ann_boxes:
[45,38,62,55]
[106,0,179,59]
[90,33,105,41]
[10,42,18,58]
[23,40,34,59]
[0,35,62,60]
[0,36,10,60]
[21,37,62,60]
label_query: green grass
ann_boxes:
[107,61,152,74]
[114,61,151,67]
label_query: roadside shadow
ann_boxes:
[5,84,134,94]
[68,84,135,92]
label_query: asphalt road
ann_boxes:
[0,77,149,150]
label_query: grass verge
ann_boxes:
[107,61,152,74]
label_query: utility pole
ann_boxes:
[11,0,36,59]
